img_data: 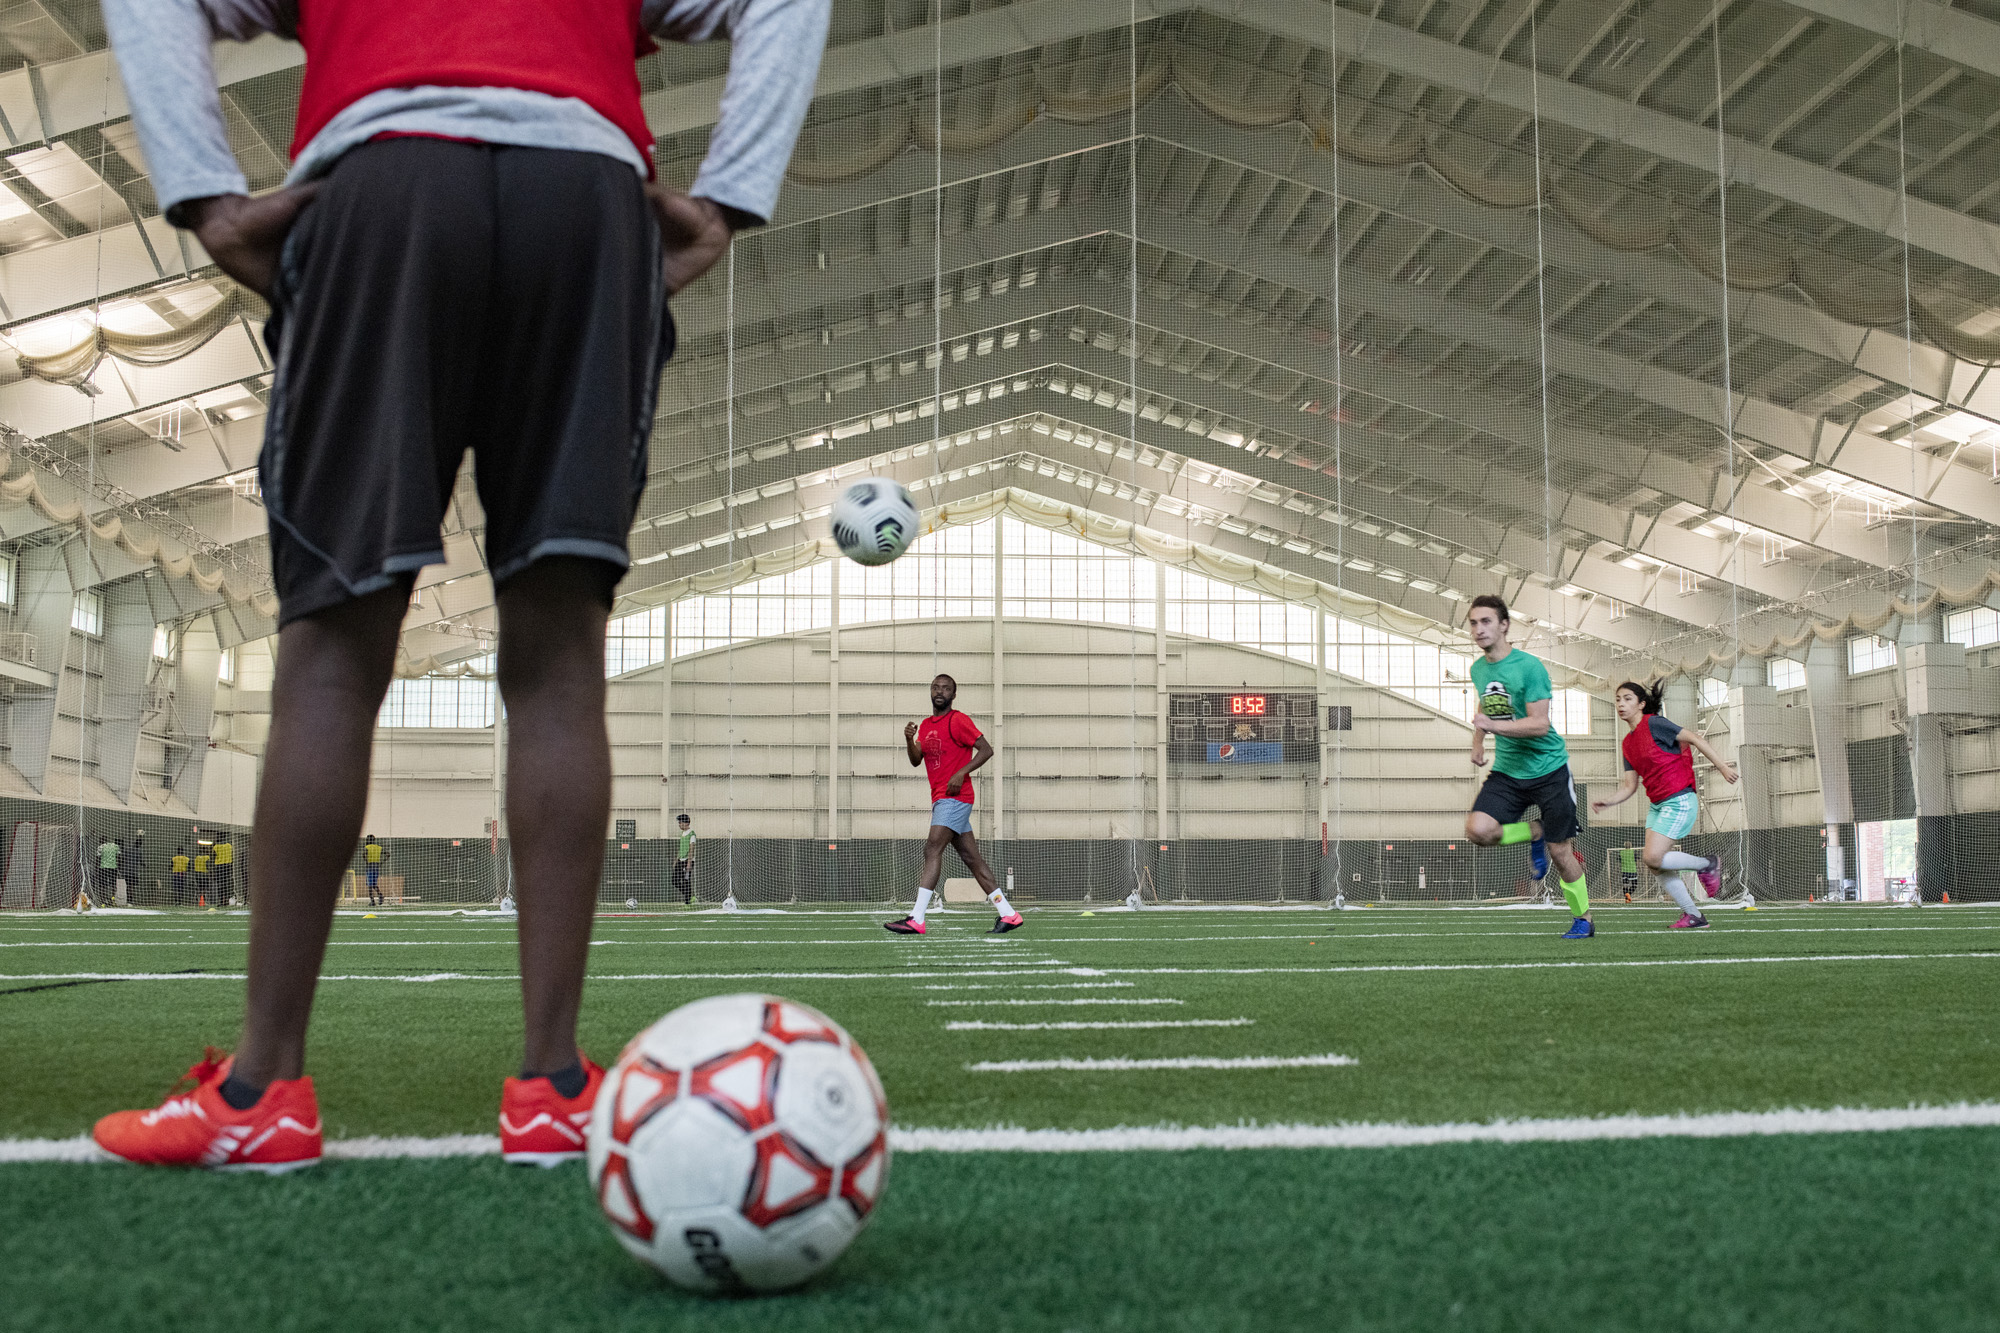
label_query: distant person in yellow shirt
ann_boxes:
[214,838,237,908]
[193,849,212,906]
[363,835,385,908]
[171,847,191,906]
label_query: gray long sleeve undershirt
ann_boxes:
[102,0,829,225]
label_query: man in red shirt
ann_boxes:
[91,0,827,1173]
[886,675,1024,936]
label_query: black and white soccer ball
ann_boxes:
[829,478,919,567]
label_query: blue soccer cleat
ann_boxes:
[1529,835,1549,882]
[1560,917,1595,940]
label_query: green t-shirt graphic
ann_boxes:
[1469,648,1569,780]
[97,841,118,870]
[678,830,697,861]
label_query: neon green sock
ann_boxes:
[1559,874,1590,917]
[1497,822,1535,847]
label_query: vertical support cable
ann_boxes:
[1709,0,1748,891]
[724,247,737,903]
[1525,2,1559,653]
[79,50,114,905]
[1325,0,1348,907]
[1891,0,1923,904]
[1127,0,1144,897]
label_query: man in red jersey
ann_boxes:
[886,675,1024,937]
[92,0,828,1172]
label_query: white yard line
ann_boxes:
[5,950,1996,986]
[926,997,1184,1007]
[917,982,1138,991]
[10,1102,2000,1164]
[893,1103,2000,1148]
[966,1054,1358,1072]
[9,924,2000,949]
[945,1018,1252,1031]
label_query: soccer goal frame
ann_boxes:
[1604,848,1676,905]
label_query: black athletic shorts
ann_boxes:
[1472,765,1582,843]
[261,138,674,625]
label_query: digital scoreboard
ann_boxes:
[1168,691,1318,764]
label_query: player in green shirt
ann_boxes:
[672,814,697,905]
[95,836,120,907]
[1464,595,1595,939]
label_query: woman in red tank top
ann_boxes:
[1591,682,1740,929]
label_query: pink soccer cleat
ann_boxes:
[1669,913,1711,929]
[884,916,927,935]
[1697,853,1725,899]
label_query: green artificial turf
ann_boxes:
[4,906,1998,1137]
[5,905,1999,1331]
[4,1133,1998,1332]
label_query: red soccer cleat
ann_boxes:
[93,1048,322,1173]
[884,916,927,935]
[499,1056,605,1166]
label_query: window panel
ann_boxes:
[1847,635,1897,675]
[1946,607,1999,650]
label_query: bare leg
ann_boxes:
[1465,812,1502,846]
[951,831,998,895]
[1640,829,1677,874]
[234,584,409,1087]
[497,559,612,1077]
[918,825,953,891]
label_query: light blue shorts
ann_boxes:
[1645,791,1699,842]
[930,799,974,835]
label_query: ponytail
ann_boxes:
[1615,680,1666,715]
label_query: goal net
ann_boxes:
[2,822,78,910]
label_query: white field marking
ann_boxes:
[0,934,521,944]
[945,1018,1253,1031]
[917,981,1137,991]
[0,1135,505,1164]
[7,949,1998,987]
[927,997,1186,1007]
[966,1054,1357,1072]
[11,924,1999,951]
[895,1104,2000,1150]
[12,1103,2000,1165]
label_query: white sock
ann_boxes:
[1660,851,1711,872]
[910,887,933,925]
[988,888,1014,917]
[1661,875,1702,916]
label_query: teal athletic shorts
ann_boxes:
[1645,790,1699,841]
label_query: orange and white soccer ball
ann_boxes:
[586,994,890,1292]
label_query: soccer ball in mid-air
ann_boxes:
[587,993,890,1293]
[829,478,918,566]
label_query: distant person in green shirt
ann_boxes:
[1618,846,1640,902]
[94,836,120,907]
[672,814,697,905]
[1463,594,1594,940]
